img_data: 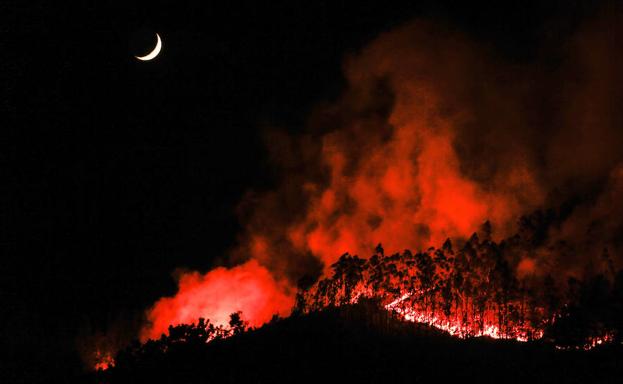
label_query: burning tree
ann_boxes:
[111,313,248,372]
[100,16,623,370]
[295,229,622,347]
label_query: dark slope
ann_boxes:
[81,301,622,384]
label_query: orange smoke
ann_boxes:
[265,23,544,271]
[295,122,528,270]
[137,14,623,345]
[140,24,544,339]
[141,259,294,341]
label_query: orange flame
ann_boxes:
[93,349,114,371]
[385,293,543,342]
[133,18,623,353]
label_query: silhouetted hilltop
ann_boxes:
[82,300,622,384]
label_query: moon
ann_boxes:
[135,33,162,61]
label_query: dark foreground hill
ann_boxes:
[82,300,622,384]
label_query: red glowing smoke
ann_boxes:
[141,260,294,341]
[139,14,623,344]
[284,117,535,271]
[238,21,546,279]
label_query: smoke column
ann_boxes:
[142,12,623,338]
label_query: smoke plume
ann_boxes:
[141,12,623,338]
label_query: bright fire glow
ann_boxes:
[93,349,114,371]
[385,293,543,342]
[102,20,623,369]
[140,259,294,341]
[556,333,616,351]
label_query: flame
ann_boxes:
[118,18,623,359]
[385,293,543,342]
[295,238,563,345]
[556,333,616,351]
[93,349,114,371]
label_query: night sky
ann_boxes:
[4,0,609,380]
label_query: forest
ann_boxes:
[297,221,623,349]
[83,299,622,383]
[82,215,623,383]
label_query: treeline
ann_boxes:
[110,312,248,374]
[85,300,623,384]
[296,224,623,347]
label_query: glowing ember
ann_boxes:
[94,349,114,371]
[106,19,623,364]
[581,333,615,350]
[556,333,616,351]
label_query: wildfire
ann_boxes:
[95,17,623,367]
[385,293,543,342]
[581,333,616,350]
[295,238,619,349]
[555,333,617,351]
[94,349,114,371]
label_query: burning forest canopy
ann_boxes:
[88,9,623,371]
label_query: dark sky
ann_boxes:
[4,0,606,380]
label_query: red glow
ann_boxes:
[517,258,537,279]
[285,112,538,275]
[93,349,114,371]
[556,333,616,351]
[141,260,294,341]
[385,293,542,342]
[116,20,623,360]
[136,23,545,347]
[297,245,552,343]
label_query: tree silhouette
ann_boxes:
[228,311,248,336]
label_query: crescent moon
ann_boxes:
[135,33,162,61]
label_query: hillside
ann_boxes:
[82,300,622,384]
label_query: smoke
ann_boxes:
[140,11,623,340]
[141,259,293,340]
